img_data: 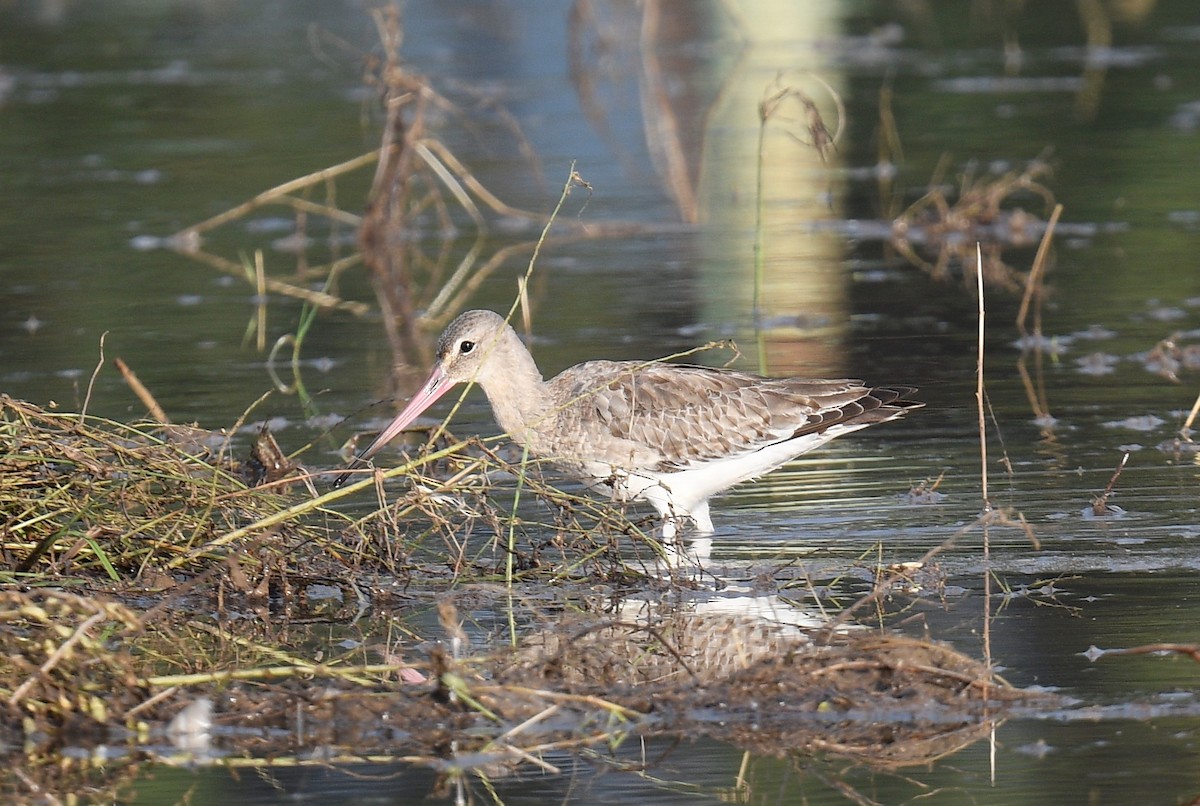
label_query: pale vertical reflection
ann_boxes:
[695,2,847,377]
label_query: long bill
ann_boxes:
[331,365,454,488]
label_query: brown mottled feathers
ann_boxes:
[549,360,920,471]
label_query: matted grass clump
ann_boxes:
[0,583,1037,803]
[0,395,652,587]
[0,394,341,582]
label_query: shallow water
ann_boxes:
[3,0,1200,803]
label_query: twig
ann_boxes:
[1181,388,1200,437]
[252,250,267,351]
[976,241,994,719]
[145,661,410,688]
[172,247,369,314]
[413,141,486,230]
[1016,203,1063,337]
[115,357,170,424]
[976,243,989,511]
[1097,643,1200,663]
[1090,451,1129,515]
[417,138,548,223]
[79,331,108,427]
[173,151,377,239]
[9,611,107,706]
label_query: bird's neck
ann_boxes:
[479,342,552,447]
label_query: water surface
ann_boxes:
[3,1,1200,803]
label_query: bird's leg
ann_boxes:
[660,502,713,542]
[689,501,714,535]
[657,514,713,574]
[661,517,678,541]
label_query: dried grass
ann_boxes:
[0,395,330,580]
[0,391,1045,803]
[892,155,1057,291]
[0,582,1036,803]
[0,392,662,586]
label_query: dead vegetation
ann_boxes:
[892,155,1058,292]
[0,395,330,580]
[0,394,1040,801]
[164,6,657,407]
[0,395,657,585]
[1141,331,1200,383]
[0,580,1037,803]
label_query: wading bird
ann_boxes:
[334,310,921,537]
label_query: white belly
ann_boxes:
[576,424,871,534]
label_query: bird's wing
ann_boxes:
[554,361,907,470]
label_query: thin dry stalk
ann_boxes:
[252,249,268,351]
[1089,451,1130,516]
[79,331,108,426]
[1182,389,1200,436]
[976,242,989,512]
[976,241,993,693]
[1016,202,1063,338]
[145,660,400,689]
[115,357,170,424]
[175,151,375,240]
[415,138,548,224]
[1097,643,1200,663]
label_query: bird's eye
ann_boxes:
[460,340,475,354]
